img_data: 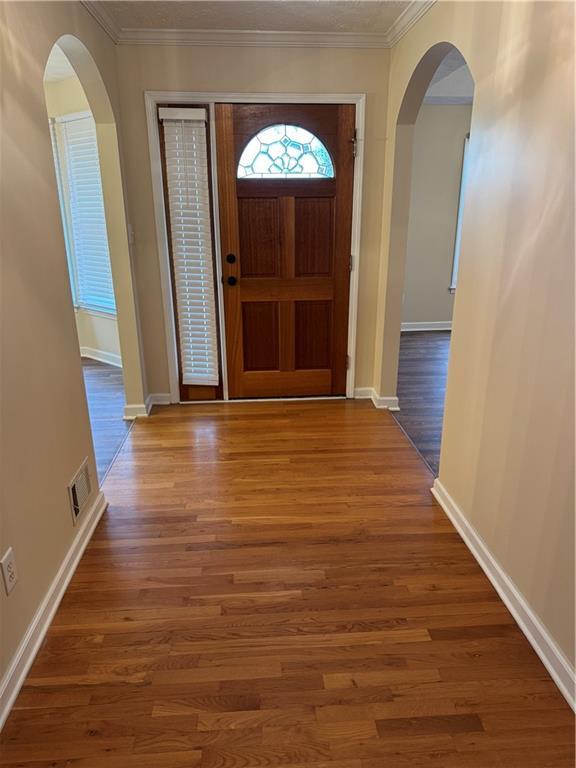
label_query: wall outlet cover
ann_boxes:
[1,547,18,595]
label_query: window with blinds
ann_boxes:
[50,113,116,314]
[160,108,219,387]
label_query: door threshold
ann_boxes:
[177,396,347,405]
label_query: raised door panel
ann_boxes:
[242,301,279,371]
[295,300,333,370]
[295,198,334,276]
[238,198,280,277]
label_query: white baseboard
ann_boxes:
[353,387,374,399]
[354,387,400,411]
[131,395,346,416]
[80,346,122,368]
[401,321,452,332]
[0,491,108,731]
[432,478,575,711]
[145,393,172,413]
[123,403,149,420]
[209,396,345,404]
[373,394,400,411]
[123,393,172,419]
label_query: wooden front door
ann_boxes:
[216,103,355,398]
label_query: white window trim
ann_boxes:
[74,306,118,320]
[53,110,93,124]
[450,133,470,294]
[144,91,366,403]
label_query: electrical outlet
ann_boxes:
[1,548,18,595]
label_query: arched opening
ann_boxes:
[381,42,475,475]
[43,36,146,478]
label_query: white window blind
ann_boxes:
[50,114,116,314]
[161,109,219,386]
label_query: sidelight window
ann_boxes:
[160,107,219,387]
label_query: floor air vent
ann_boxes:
[68,459,91,524]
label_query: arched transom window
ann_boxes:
[237,124,335,179]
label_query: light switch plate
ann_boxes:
[1,547,18,595]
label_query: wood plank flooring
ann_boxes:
[393,331,451,475]
[82,358,131,482]
[1,401,573,767]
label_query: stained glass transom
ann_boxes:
[237,124,335,179]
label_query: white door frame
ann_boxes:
[144,91,366,403]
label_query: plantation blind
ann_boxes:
[50,114,116,314]
[160,107,219,386]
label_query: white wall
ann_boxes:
[402,103,472,326]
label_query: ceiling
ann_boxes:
[83,0,435,47]
[44,44,77,82]
[101,1,409,32]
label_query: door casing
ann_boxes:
[145,91,366,403]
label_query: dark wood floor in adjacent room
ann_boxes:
[82,357,131,482]
[393,331,451,475]
[1,401,573,767]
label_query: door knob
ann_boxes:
[226,253,236,264]
[227,276,238,286]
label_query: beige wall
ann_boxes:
[402,104,472,325]
[115,45,390,394]
[44,74,89,116]
[0,1,123,685]
[75,309,121,364]
[374,1,574,664]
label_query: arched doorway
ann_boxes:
[43,36,146,476]
[380,42,475,475]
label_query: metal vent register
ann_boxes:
[68,459,91,524]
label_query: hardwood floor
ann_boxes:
[82,357,131,482]
[1,401,573,766]
[393,331,451,475]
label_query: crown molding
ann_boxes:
[82,1,436,49]
[385,0,436,47]
[82,1,121,42]
[118,28,390,48]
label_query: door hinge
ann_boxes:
[346,354,351,370]
[349,255,353,272]
[350,129,357,159]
